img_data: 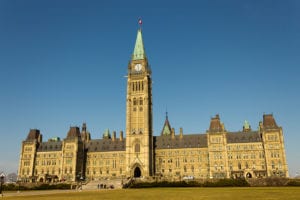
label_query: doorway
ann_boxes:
[134,167,141,178]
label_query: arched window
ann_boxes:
[271,161,275,169]
[133,98,137,106]
[135,143,140,153]
[139,97,143,105]
[238,163,242,170]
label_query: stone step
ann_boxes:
[82,179,124,190]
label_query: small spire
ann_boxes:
[161,111,172,136]
[166,107,168,120]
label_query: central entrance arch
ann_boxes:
[134,167,141,178]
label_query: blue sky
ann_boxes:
[0,0,299,176]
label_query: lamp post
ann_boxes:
[0,173,5,197]
[80,176,84,190]
[16,178,21,193]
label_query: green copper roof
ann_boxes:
[243,120,250,130]
[132,29,146,60]
[161,113,172,136]
[103,128,111,138]
[162,125,171,135]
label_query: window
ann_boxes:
[245,162,249,169]
[238,163,241,170]
[278,161,282,169]
[139,98,143,105]
[135,143,140,153]
[271,161,275,169]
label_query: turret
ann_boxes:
[208,114,225,132]
[243,120,251,132]
[103,129,111,139]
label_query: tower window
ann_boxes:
[133,98,137,106]
[139,97,143,105]
[135,143,140,153]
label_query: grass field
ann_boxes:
[4,187,300,200]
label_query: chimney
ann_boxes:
[120,131,123,141]
[112,131,116,141]
[171,128,175,139]
[179,127,183,139]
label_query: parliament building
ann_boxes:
[18,27,289,183]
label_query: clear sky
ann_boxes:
[0,0,299,177]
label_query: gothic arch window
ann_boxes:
[133,98,137,106]
[238,163,242,170]
[139,97,143,105]
[271,161,275,169]
[135,143,140,153]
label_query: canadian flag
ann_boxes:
[138,18,142,25]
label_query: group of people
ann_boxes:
[97,183,114,189]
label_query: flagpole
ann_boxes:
[138,18,142,31]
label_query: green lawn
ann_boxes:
[5,187,300,200]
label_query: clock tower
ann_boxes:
[125,27,153,178]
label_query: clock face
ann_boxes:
[134,63,142,71]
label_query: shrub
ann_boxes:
[125,179,249,188]
[203,178,250,187]
[286,180,300,186]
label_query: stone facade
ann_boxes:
[18,28,289,183]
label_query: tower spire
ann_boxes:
[132,20,146,61]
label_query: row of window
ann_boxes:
[24,147,33,152]
[33,167,73,175]
[87,153,123,159]
[227,152,265,160]
[227,144,263,151]
[87,159,124,166]
[133,107,143,112]
[157,150,209,156]
[35,160,59,166]
[86,168,123,176]
[132,81,144,92]
[36,153,59,158]
[267,134,279,141]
